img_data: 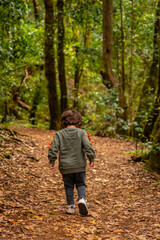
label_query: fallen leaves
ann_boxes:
[90,221,97,225]
[54,226,58,231]
[113,229,124,234]
[94,200,101,205]
[0,127,160,240]
[34,215,43,221]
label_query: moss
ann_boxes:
[151,112,160,142]
[144,151,160,174]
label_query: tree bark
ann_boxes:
[129,0,134,136]
[144,112,160,173]
[118,0,127,121]
[57,0,68,114]
[142,1,160,173]
[44,0,60,130]
[144,64,160,172]
[136,1,160,118]
[143,94,160,140]
[32,0,39,20]
[142,0,160,140]
[101,0,118,88]
[120,0,125,95]
[148,0,160,90]
[73,47,83,109]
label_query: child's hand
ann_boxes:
[89,162,94,167]
[50,164,55,169]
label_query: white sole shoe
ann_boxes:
[78,198,88,216]
[66,205,75,214]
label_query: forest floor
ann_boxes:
[0,126,160,240]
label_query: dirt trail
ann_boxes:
[0,126,160,240]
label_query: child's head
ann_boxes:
[61,110,82,128]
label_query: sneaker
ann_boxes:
[66,204,75,214]
[78,198,88,216]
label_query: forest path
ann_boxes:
[0,126,160,240]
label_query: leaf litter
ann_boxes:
[0,126,160,240]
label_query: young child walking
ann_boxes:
[48,110,95,215]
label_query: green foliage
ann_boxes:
[78,84,130,136]
[113,0,157,117]
[0,0,45,124]
[0,0,159,162]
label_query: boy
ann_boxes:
[48,110,95,215]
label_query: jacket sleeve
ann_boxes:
[48,133,60,164]
[82,131,95,162]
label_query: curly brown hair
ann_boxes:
[61,110,82,128]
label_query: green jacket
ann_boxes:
[48,128,95,175]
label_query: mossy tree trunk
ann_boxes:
[101,0,118,88]
[143,94,160,140]
[142,0,160,140]
[57,0,68,114]
[136,1,160,123]
[44,0,60,130]
[73,47,83,109]
[129,0,134,136]
[145,73,160,173]
[119,0,126,113]
[144,111,160,173]
[118,0,127,123]
[143,1,160,173]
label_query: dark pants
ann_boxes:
[62,172,86,205]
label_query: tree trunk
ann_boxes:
[148,0,160,90]
[142,0,160,140]
[57,0,68,114]
[101,0,118,88]
[136,1,160,119]
[119,0,127,121]
[44,0,60,130]
[144,112,160,173]
[143,1,160,173]
[142,94,160,140]
[129,0,134,136]
[73,47,83,109]
[1,100,9,123]
[135,100,160,173]
[115,23,120,82]
[151,110,160,141]
[32,0,39,20]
